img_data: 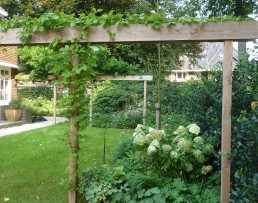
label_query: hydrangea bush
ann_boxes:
[81,123,220,202]
[133,123,214,179]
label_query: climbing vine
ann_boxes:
[0,8,248,43]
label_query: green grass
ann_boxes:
[0,122,132,203]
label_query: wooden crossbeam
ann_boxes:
[95,75,153,81]
[1,21,258,45]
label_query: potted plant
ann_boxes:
[5,99,22,122]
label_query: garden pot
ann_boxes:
[5,109,22,122]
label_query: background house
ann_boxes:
[0,46,19,121]
[166,42,239,82]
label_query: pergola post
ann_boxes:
[69,52,80,203]
[143,80,147,125]
[53,85,57,124]
[89,87,93,127]
[221,40,233,203]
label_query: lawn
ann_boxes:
[0,122,132,203]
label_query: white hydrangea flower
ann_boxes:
[134,127,145,135]
[150,139,160,148]
[170,151,179,159]
[133,132,137,137]
[149,129,164,141]
[145,134,152,143]
[185,162,193,172]
[162,144,172,152]
[133,134,146,146]
[148,127,155,133]
[173,135,181,143]
[193,149,205,163]
[137,124,143,128]
[204,144,214,153]
[201,165,213,175]
[147,145,157,155]
[193,136,204,144]
[177,138,192,152]
[187,123,200,135]
[173,126,186,135]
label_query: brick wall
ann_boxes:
[11,68,18,99]
[0,46,18,64]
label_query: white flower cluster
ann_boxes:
[147,139,160,155]
[170,151,179,160]
[193,149,205,163]
[204,144,214,153]
[162,144,172,152]
[177,138,192,152]
[173,126,186,135]
[185,162,193,172]
[193,136,204,144]
[133,134,146,146]
[147,145,157,155]
[150,139,160,148]
[186,123,200,135]
[146,128,165,143]
[201,165,213,174]
[133,123,214,176]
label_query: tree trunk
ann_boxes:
[68,53,80,203]
[69,114,79,203]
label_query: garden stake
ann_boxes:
[103,127,106,164]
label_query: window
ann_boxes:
[0,68,11,105]
[176,72,187,79]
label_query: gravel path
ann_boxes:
[0,117,68,138]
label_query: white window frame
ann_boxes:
[0,67,11,105]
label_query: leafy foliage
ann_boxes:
[18,86,54,100]
[0,10,248,43]
[174,58,258,201]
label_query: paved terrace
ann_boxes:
[0,117,68,137]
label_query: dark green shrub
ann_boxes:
[93,81,141,114]
[230,111,258,202]
[93,79,179,119]
[18,86,54,100]
[174,58,258,201]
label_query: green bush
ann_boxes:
[230,111,258,202]
[93,81,143,114]
[18,86,54,100]
[20,97,67,116]
[93,80,179,117]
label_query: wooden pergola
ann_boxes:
[1,21,258,203]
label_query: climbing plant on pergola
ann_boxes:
[1,19,258,203]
